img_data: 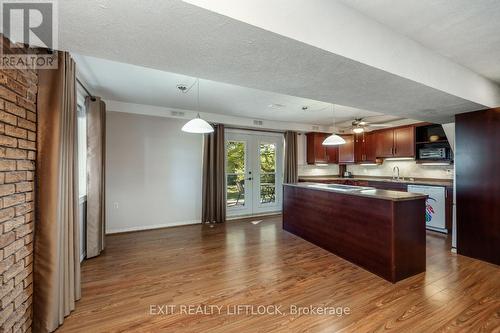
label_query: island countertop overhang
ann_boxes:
[284,182,428,202]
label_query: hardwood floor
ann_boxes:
[58,216,500,332]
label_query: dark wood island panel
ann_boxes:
[283,185,426,283]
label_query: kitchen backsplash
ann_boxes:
[347,160,454,179]
[298,164,340,176]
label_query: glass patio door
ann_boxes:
[225,133,254,216]
[225,130,283,217]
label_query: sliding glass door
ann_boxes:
[225,130,283,217]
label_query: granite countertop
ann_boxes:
[285,182,428,202]
[298,175,453,187]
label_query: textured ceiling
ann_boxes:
[59,0,486,123]
[75,54,385,125]
[339,0,500,83]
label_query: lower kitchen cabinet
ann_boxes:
[301,177,452,233]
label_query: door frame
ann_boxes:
[225,129,284,218]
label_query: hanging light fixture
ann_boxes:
[352,126,364,134]
[181,78,214,134]
[323,104,346,146]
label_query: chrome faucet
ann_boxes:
[392,166,400,181]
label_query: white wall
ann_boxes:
[347,160,453,180]
[106,111,203,233]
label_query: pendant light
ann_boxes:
[182,79,214,134]
[323,104,346,146]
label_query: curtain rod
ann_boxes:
[76,78,96,101]
[225,126,286,134]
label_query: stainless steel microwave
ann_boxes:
[419,147,447,159]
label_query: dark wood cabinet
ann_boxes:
[306,132,339,164]
[375,129,395,158]
[306,132,328,164]
[284,184,426,283]
[326,146,339,164]
[338,135,355,164]
[394,126,415,157]
[355,132,377,163]
[415,124,452,164]
[374,126,415,158]
[354,134,364,162]
[307,127,415,165]
[456,108,500,265]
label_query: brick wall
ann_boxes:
[0,37,36,333]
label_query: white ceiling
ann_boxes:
[55,0,492,124]
[75,54,386,125]
[338,0,500,83]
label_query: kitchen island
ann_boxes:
[283,183,427,283]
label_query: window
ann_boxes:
[77,102,87,198]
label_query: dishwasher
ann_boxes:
[407,185,447,233]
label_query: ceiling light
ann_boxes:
[182,113,214,133]
[352,127,364,134]
[323,134,346,145]
[182,79,214,134]
[323,104,346,146]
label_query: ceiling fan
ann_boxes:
[349,117,393,133]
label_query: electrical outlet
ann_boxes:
[113,202,119,209]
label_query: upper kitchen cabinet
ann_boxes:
[326,145,339,164]
[394,126,415,157]
[338,135,355,164]
[415,124,453,164]
[374,126,415,158]
[375,129,395,158]
[306,132,339,164]
[355,132,378,163]
[306,132,328,164]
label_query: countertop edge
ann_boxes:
[284,183,428,202]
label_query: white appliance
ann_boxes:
[407,185,447,233]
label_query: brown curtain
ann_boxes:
[34,52,81,332]
[85,97,106,258]
[202,124,226,223]
[284,131,298,183]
